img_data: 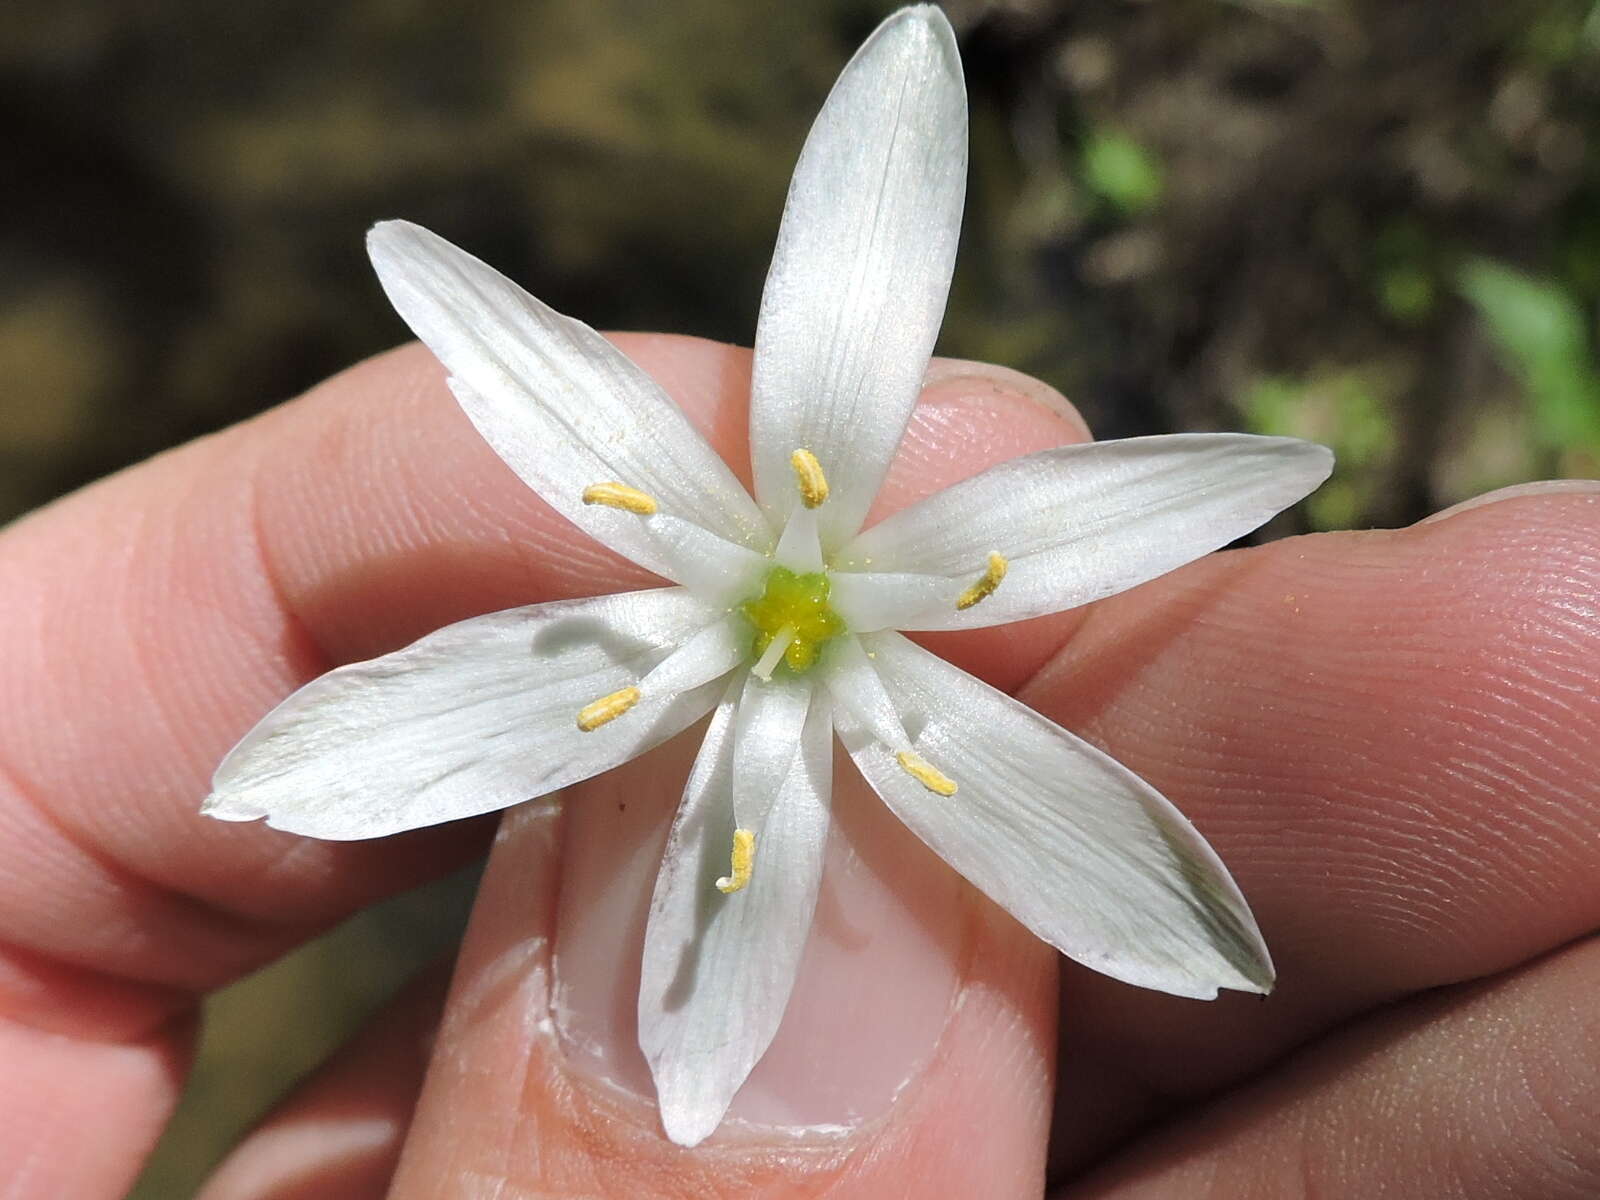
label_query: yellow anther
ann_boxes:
[576,686,641,732]
[716,828,757,894]
[790,448,829,509]
[897,751,957,796]
[581,481,657,515]
[956,551,1008,611]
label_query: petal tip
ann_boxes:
[896,3,955,32]
[889,4,962,71]
[365,217,416,255]
[365,219,443,281]
[203,791,383,840]
[1201,938,1276,998]
[1237,952,1277,996]
[1294,441,1337,499]
[1311,441,1337,477]
[1276,434,1334,471]
[1256,434,1336,498]
[1157,961,1275,1002]
[858,5,962,96]
[1292,436,1337,475]
[199,792,264,824]
[659,1097,722,1149]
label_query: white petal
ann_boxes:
[640,617,749,695]
[772,506,823,573]
[748,6,967,550]
[732,672,812,828]
[836,434,1334,630]
[367,221,772,577]
[828,569,959,633]
[643,515,771,608]
[820,635,909,750]
[839,632,1274,998]
[204,588,729,839]
[640,680,833,1147]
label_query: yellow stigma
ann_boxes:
[716,828,757,893]
[956,551,1008,611]
[897,750,957,796]
[576,686,641,732]
[790,448,829,509]
[741,567,845,678]
[581,481,657,515]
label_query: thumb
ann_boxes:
[388,362,1083,1196]
[390,755,1055,1196]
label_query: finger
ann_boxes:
[196,969,447,1200]
[389,748,1059,1197]
[1032,488,1600,1174]
[1061,934,1600,1199]
[0,336,1088,1189]
[0,996,190,1198]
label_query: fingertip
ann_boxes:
[197,969,448,1200]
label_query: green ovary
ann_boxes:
[740,567,846,674]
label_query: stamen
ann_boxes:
[790,449,829,509]
[956,551,1008,611]
[581,481,658,515]
[897,750,958,796]
[716,828,757,894]
[576,686,641,731]
[751,626,796,681]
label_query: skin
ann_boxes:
[1,334,1596,1199]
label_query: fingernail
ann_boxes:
[871,363,1090,525]
[1418,478,1600,525]
[199,1117,403,1200]
[551,741,968,1139]
[922,358,1092,442]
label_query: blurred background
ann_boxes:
[4,0,1597,1193]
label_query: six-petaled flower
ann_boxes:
[203,5,1333,1147]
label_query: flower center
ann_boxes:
[740,566,845,677]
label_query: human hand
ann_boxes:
[2,336,1596,1198]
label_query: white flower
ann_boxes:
[203,5,1332,1148]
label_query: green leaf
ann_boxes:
[1458,258,1600,450]
[1377,264,1436,322]
[1080,128,1164,216]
